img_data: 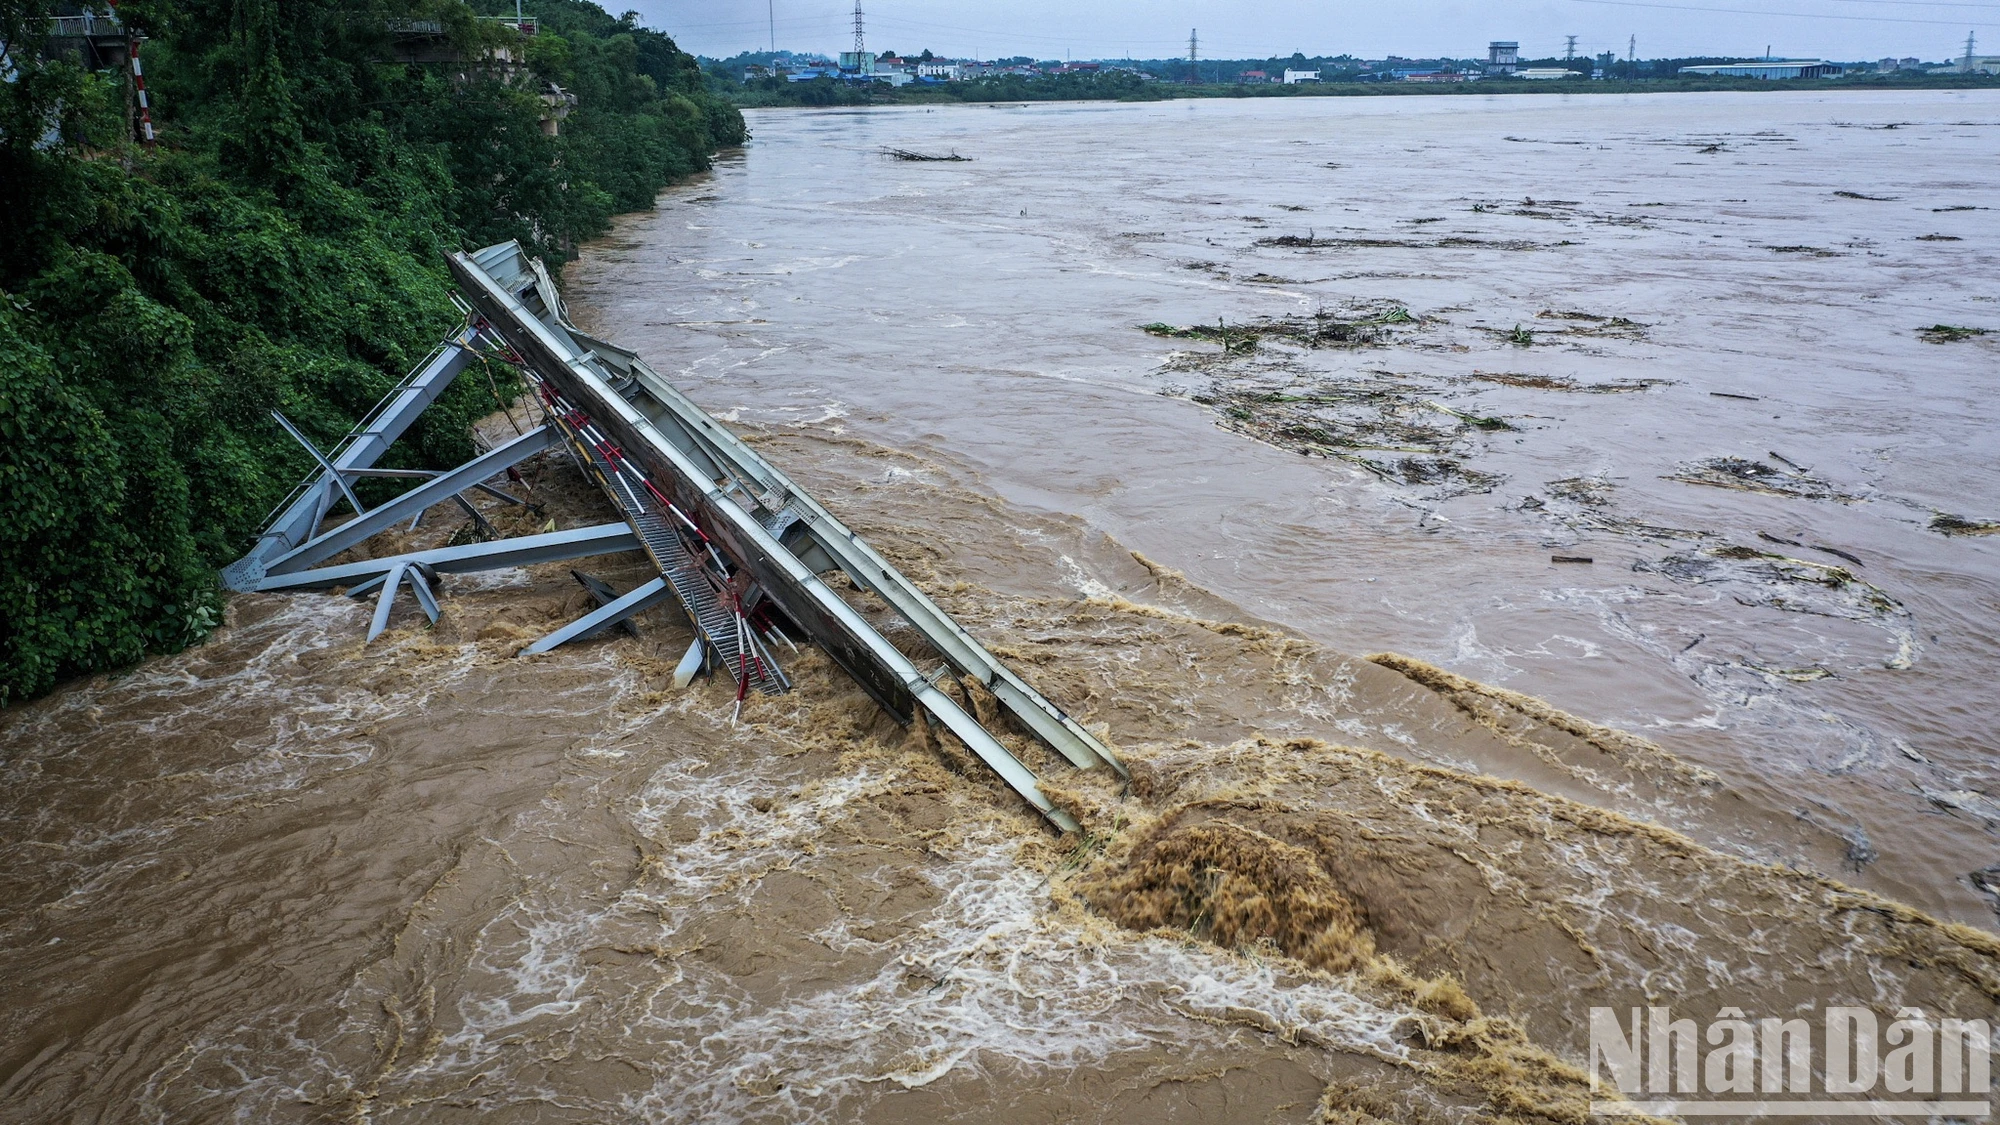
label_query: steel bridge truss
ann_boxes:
[226,240,1123,832]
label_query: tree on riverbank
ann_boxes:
[0,0,743,704]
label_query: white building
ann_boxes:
[1958,55,2000,75]
[917,61,962,79]
[1282,68,1320,83]
[1486,41,1519,76]
[1679,60,1844,79]
[1514,67,1576,79]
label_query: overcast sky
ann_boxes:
[631,0,1989,63]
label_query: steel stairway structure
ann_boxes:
[226,240,1122,833]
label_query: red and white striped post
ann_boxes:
[107,0,155,145]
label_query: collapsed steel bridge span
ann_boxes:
[224,240,1123,832]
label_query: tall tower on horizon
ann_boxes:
[1187,28,1199,83]
[1966,31,1978,70]
[852,0,864,56]
[1565,35,1577,62]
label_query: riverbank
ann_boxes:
[723,69,2000,108]
[0,0,743,706]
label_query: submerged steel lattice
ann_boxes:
[227,240,1123,832]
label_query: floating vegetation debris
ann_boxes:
[1428,402,1513,430]
[1141,306,1421,352]
[1748,664,1833,682]
[1547,476,1614,506]
[1157,348,1511,495]
[879,147,970,161]
[1503,324,1535,346]
[1470,372,1663,393]
[1255,233,1541,252]
[1930,513,2000,536]
[1833,190,1896,201]
[1534,309,1648,339]
[1918,324,1989,343]
[1352,456,1505,495]
[1765,245,1839,257]
[1667,456,1857,502]
[1519,474,1720,542]
[1916,234,1964,242]
[1636,545,1913,666]
[1142,320,1256,352]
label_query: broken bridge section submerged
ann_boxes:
[226,239,1122,833]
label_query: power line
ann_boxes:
[1562,0,1995,26]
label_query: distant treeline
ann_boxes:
[0,0,743,703]
[705,52,1997,108]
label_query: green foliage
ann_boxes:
[0,0,742,703]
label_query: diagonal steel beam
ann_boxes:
[519,576,672,655]
[255,523,640,591]
[223,334,477,591]
[272,410,368,518]
[266,426,556,575]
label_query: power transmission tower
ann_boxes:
[1188,28,1199,84]
[1967,31,1978,69]
[1628,34,1636,78]
[852,0,864,56]
[1565,35,1577,62]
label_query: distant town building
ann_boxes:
[1514,67,1576,79]
[1486,41,1519,76]
[1958,55,2000,75]
[1283,68,1321,83]
[1679,60,1843,79]
[838,50,874,73]
[916,60,961,79]
[1240,69,1270,83]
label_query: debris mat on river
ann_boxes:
[1667,456,1858,502]
[880,147,970,161]
[1930,513,2000,536]
[1918,324,1989,343]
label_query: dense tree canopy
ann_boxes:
[0,0,742,703]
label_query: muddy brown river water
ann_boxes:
[4,91,1999,1123]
